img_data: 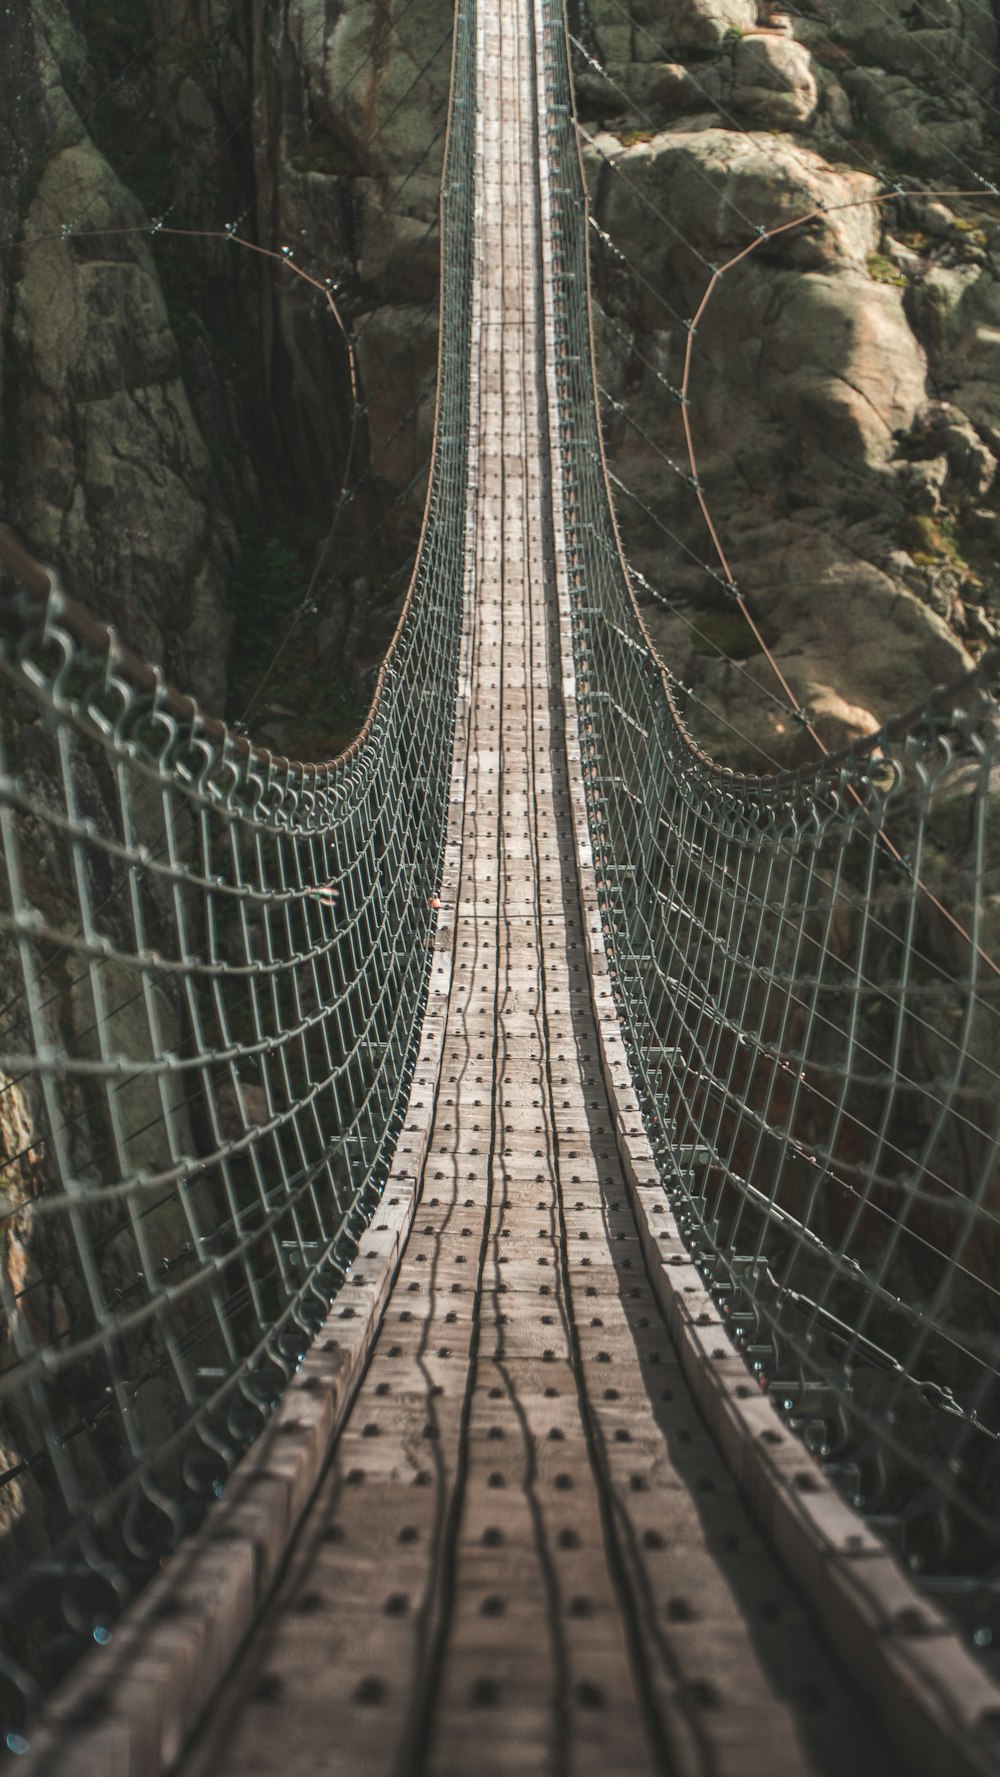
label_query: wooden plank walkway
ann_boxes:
[176,1,900,1772]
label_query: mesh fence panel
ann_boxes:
[539,0,1000,1652]
[0,0,476,1724]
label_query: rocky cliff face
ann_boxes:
[578,0,1000,764]
[2,1,238,712]
[1,0,450,746]
[4,0,998,765]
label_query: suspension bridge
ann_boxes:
[1,0,1000,1772]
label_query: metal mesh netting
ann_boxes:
[2,0,1000,1735]
[0,1,476,1725]
[539,0,1000,1652]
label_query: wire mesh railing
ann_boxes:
[3,0,1000,1737]
[0,0,477,1732]
[539,0,1000,1657]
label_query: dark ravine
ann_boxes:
[1,0,452,754]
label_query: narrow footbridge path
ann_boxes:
[176,2,892,1770]
[5,0,1000,1768]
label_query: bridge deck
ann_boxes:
[177,2,897,1772]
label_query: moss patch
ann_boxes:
[900,513,952,565]
[900,513,985,585]
[867,252,907,288]
[951,217,988,247]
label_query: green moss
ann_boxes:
[867,253,907,288]
[951,218,988,246]
[900,513,984,583]
[901,514,949,562]
[688,608,779,660]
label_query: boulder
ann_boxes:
[626,0,757,53]
[764,272,927,470]
[732,33,818,131]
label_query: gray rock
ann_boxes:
[585,113,990,761]
[732,33,818,131]
[636,0,756,51]
[840,65,983,172]
[910,262,980,355]
[4,22,237,712]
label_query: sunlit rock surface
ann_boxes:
[578,0,1000,763]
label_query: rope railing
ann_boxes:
[539,0,1000,1654]
[0,0,476,1733]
